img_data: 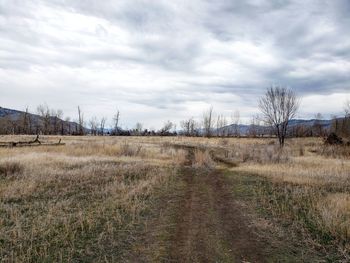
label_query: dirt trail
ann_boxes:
[165,167,266,263]
[131,146,267,262]
[163,145,265,262]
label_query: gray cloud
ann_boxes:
[0,0,349,127]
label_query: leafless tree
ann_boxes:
[231,110,240,137]
[216,114,227,137]
[248,114,260,137]
[89,117,98,135]
[99,117,106,135]
[37,104,51,134]
[181,117,198,136]
[77,106,84,135]
[65,117,71,135]
[345,100,350,117]
[135,122,143,135]
[159,120,173,135]
[51,109,63,135]
[113,110,120,135]
[21,106,30,134]
[259,86,299,147]
[203,106,214,137]
[313,113,324,137]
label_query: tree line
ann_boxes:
[1,86,349,147]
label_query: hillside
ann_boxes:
[0,106,83,135]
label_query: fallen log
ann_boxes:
[0,136,65,148]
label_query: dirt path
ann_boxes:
[131,146,267,262]
[164,167,266,263]
[130,145,326,262]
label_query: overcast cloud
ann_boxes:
[0,0,349,128]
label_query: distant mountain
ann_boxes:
[288,119,332,128]
[0,107,23,118]
[220,118,333,136]
[0,106,85,135]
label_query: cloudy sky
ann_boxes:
[0,0,349,128]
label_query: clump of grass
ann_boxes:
[171,149,188,166]
[219,138,229,146]
[193,150,213,168]
[317,193,350,243]
[241,144,289,164]
[120,142,144,157]
[0,160,23,178]
[319,145,350,159]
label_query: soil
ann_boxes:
[165,167,266,263]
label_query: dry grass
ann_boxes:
[0,135,349,261]
[318,193,350,242]
[0,136,177,262]
[192,149,213,168]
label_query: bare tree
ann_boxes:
[203,106,214,137]
[51,109,63,135]
[259,86,299,147]
[89,117,98,135]
[77,106,84,135]
[216,114,227,137]
[135,122,143,135]
[113,110,120,135]
[231,110,240,137]
[345,100,350,117]
[342,100,350,137]
[99,117,106,135]
[65,117,71,135]
[248,114,260,137]
[37,104,51,134]
[159,120,173,135]
[313,113,324,137]
[21,106,30,134]
[181,117,198,136]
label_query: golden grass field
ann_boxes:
[0,135,349,262]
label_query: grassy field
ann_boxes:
[0,135,349,262]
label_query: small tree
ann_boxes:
[21,106,30,134]
[159,121,174,136]
[135,122,143,135]
[345,100,350,117]
[313,113,324,137]
[37,104,51,134]
[113,110,120,135]
[259,86,299,147]
[231,110,240,137]
[99,117,106,135]
[180,117,198,136]
[203,106,214,138]
[342,100,350,138]
[77,106,84,135]
[216,114,227,137]
[89,117,98,135]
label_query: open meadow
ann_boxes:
[0,135,349,262]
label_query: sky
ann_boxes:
[0,0,349,129]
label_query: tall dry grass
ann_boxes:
[0,136,177,262]
[1,135,349,260]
